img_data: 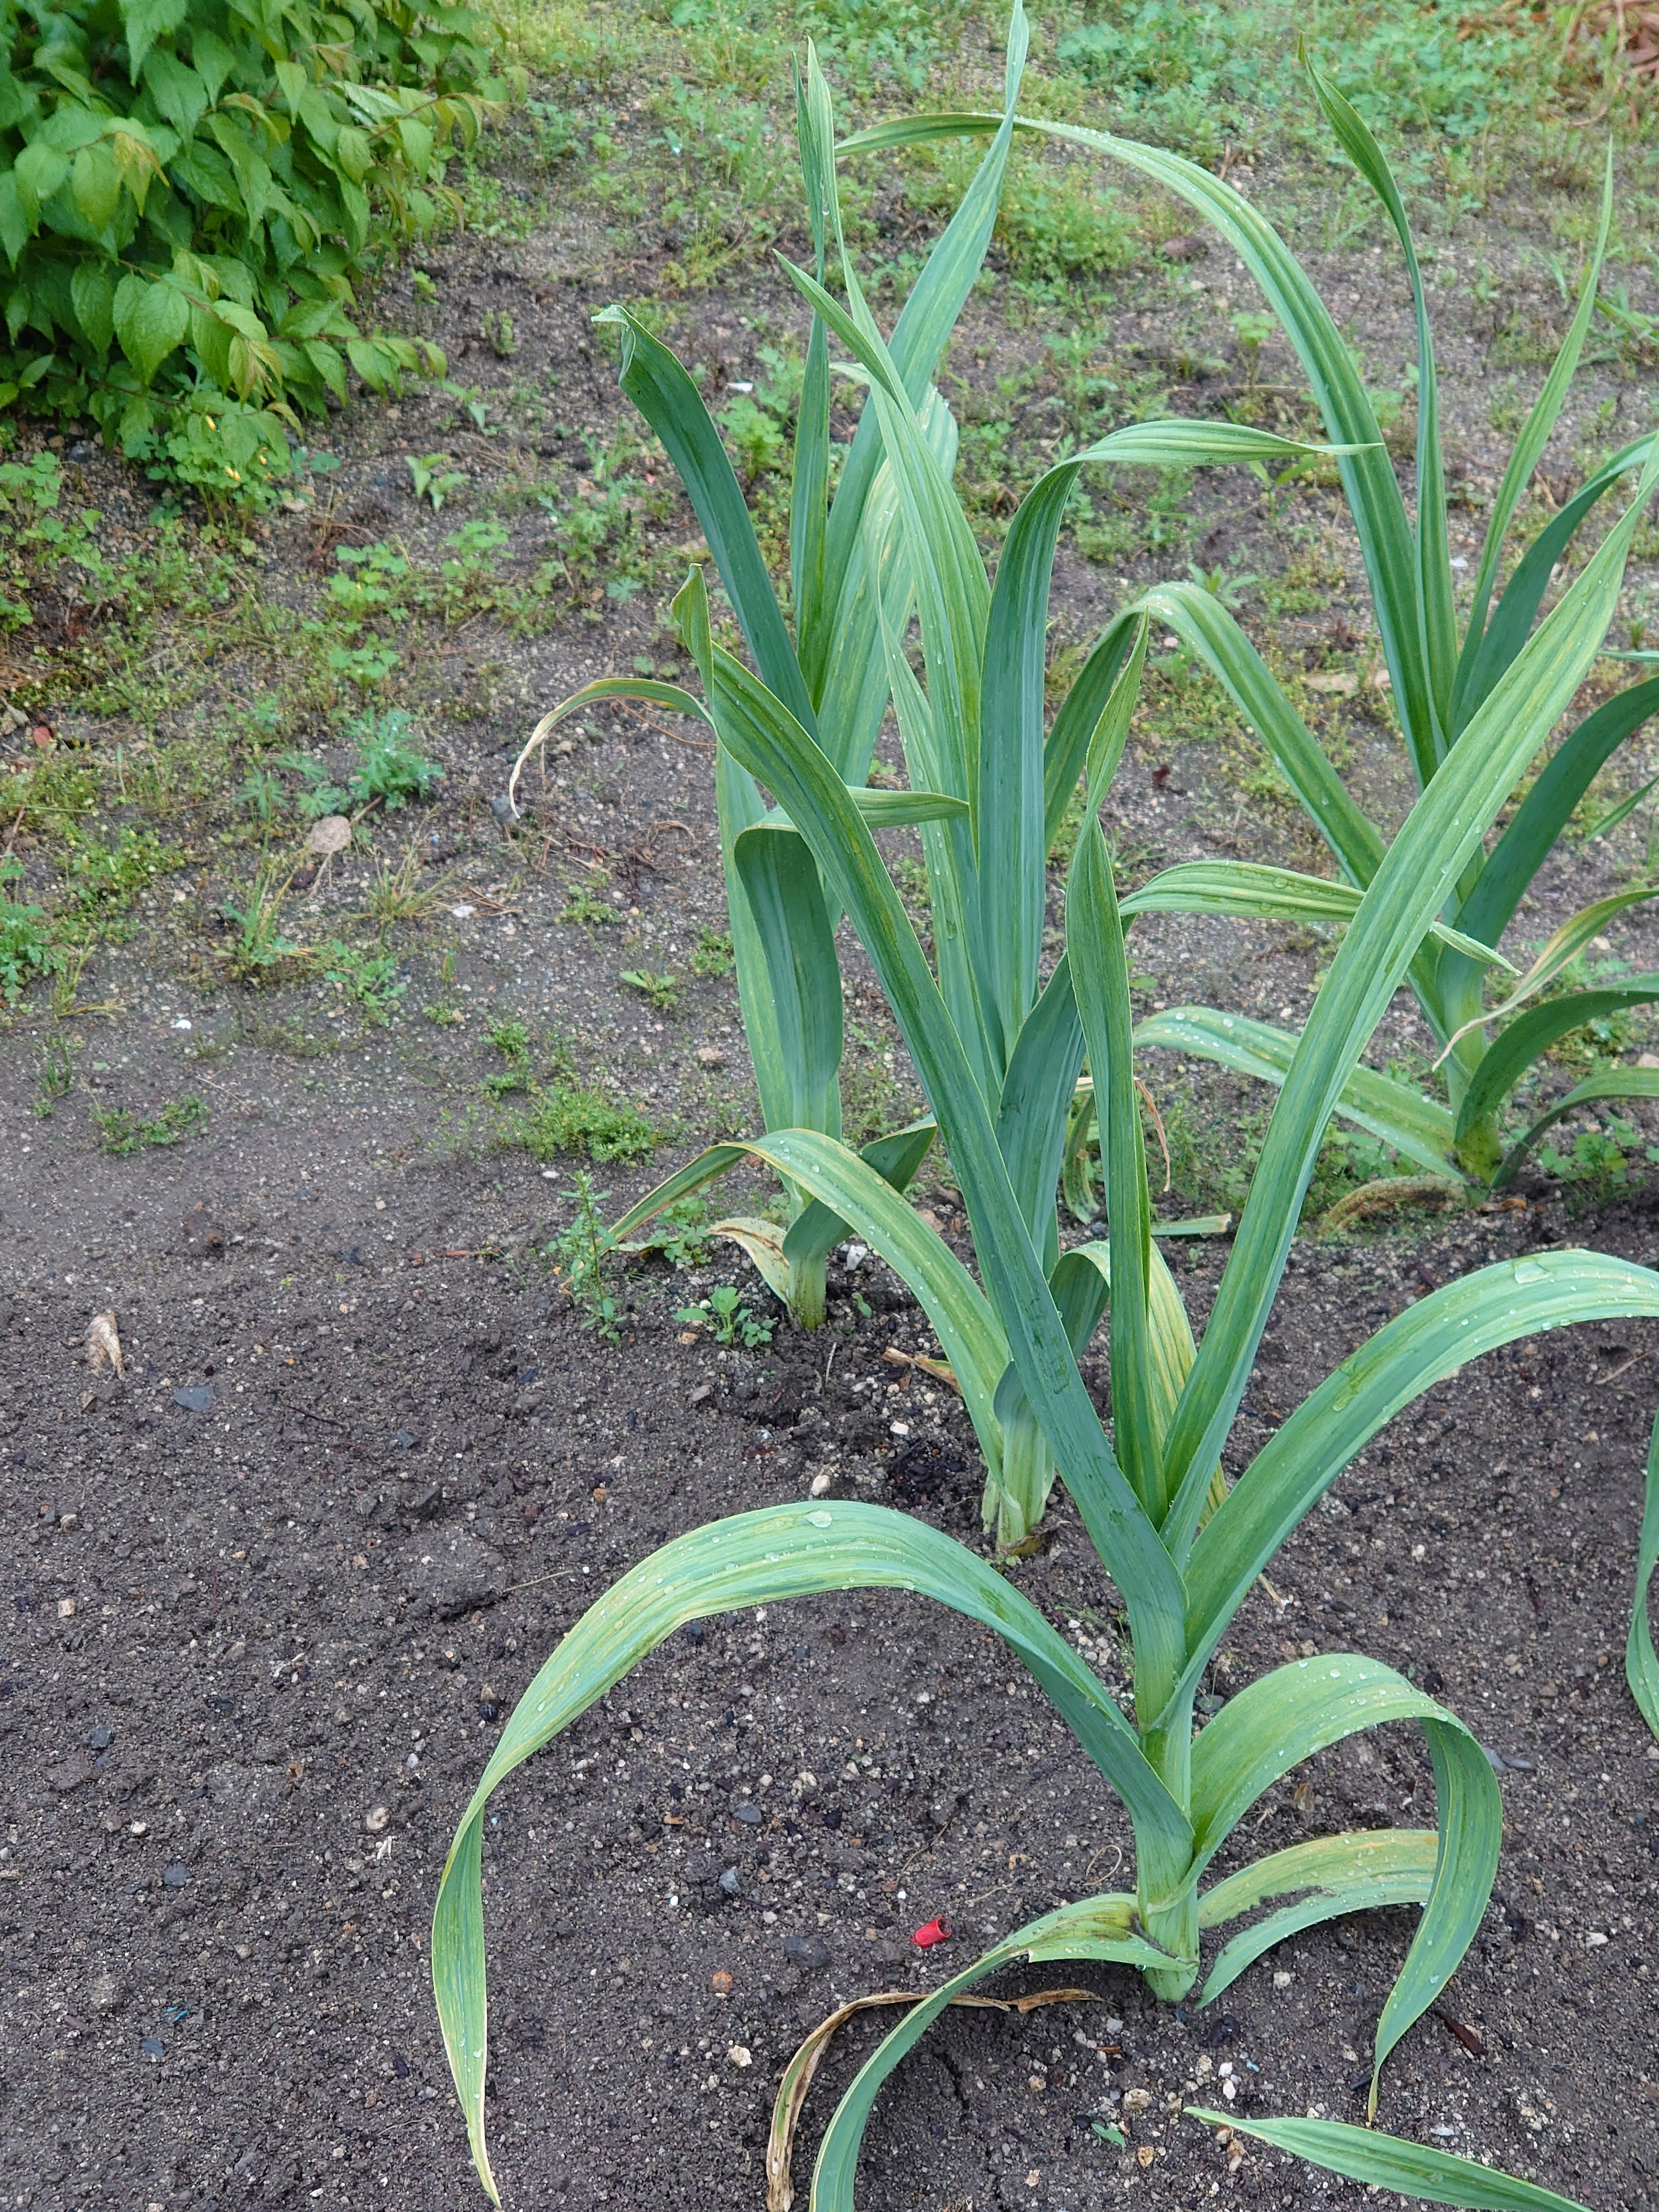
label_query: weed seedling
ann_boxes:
[482,1017,534,1095]
[33,1041,72,1118]
[348,711,444,809]
[0,866,59,1003]
[92,1094,210,1155]
[560,881,615,927]
[549,1171,620,1341]
[513,1079,658,1163]
[620,966,680,1013]
[220,866,301,982]
[409,454,467,512]
[321,940,406,1024]
[676,1283,774,1347]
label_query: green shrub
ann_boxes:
[0,0,518,490]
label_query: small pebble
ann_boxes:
[162,1865,189,1888]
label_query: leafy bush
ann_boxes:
[0,0,517,489]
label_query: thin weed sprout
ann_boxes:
[435,16,1659,2211]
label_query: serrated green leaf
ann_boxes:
[112,270,188,383]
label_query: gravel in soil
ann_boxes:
[4,1123,1659,2210]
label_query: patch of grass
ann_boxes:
[690,924,734,977]
[92,1093,210,1156]
[512,1077,660,1163]
[561,880,616,927]
[481,1016,535,1095]
[33,1040,73,1118]
[219,865,302,983]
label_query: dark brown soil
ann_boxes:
[5,1116,1659,2212]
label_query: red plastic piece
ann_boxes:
[911,1917,953,1949]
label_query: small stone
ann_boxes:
[489,793,515,823]
[89,1726,112,1751]
[365,1805,391,1833]
[782,1932,830,1970]
[695,1046,725,1068]
[553,1919,574,1939]
[727,2044,753,2068]
[710,1969,734,1995]
[172,1383,216,1413]
[734,1804,763,1827]
[809,1471,833,1497]
[718,1867,743,1897]
[690,1382,714,1406]
[88,1970,127,2012]
[162,1864,189,1888]
[48,1751,94,1792]
[140,2036,164,2060]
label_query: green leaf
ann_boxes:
[1457,435,1653,725]
[848,110,1439,787]
[1494,1067,1659,1190]
[1182,1249,1659,1682]
[1198,1827,1438,2002]
[1160,429,1659,1537]
[1306,61,1453,752]
[112,270,188,384]
[1137,583,1386,891]
[1135,1006,1458,1179]
[432,1497,1186,2201]
[14,141,69,230]
[1071,820,1162,1516]
[1122,862,1510,967]
[1438,889,1659,1064]
[732,824,842,1137]
[1452,154,1613,735]
[691,574,1189,1717]
[848,785,969,826]
[1195,2112,1592,2212]
[120,0,188,78]
[781,1117,937,1273]
[1452,677,1659,953]
[811,1894,1176,2212]
[71,143,121,236]
[1632,1408,1659,1740]
[1454,977,1659,1140]
[69,260,114,352]
[1188,1655,1500,2109]
[596,307,816,737]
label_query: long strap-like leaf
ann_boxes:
[432,1503,1186,2202]
[1200,2112,1594,2211]
[1181,1249,1659,1687]
[1160,437,1659,1544]
[596,306,816,736]
[809,1895,1176,2212]
[1451,154,1614,736]
[685,574,1190,1720]
[1306,61,1453,763]
[840,110,1437,789]
[1187,1654,1500,2111]
[1071,820,1162,1517]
